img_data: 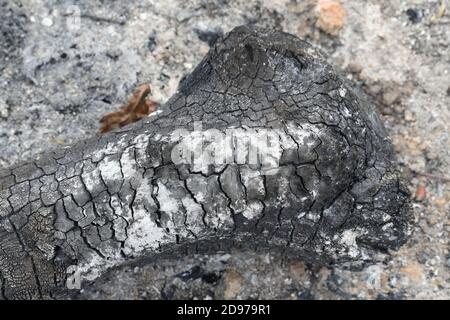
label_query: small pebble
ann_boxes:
[415,183,426,202]
[147,35,157,52]
[315,0,346,36]
[404,110,415,122]
[0,99,9,118]
[406,8,421,24]
[42,17,53,27]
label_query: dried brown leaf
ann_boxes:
[99,84,158,134]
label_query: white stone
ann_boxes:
[42,17,53,27]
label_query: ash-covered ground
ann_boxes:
[0,0,448,299]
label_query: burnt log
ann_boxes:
[0,26,413,299]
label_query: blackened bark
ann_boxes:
[0,26,412,299]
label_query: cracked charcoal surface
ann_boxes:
[0,26,413,299]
